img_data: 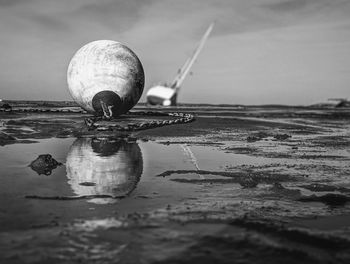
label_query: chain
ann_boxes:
[1,107,195,131]
[0,108,86,113]
[85,111,195,131]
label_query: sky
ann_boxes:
[0,0,349,105]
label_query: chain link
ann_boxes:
[1,107,195,131]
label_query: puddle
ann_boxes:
[2,137,250,230]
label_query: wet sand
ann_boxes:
[0,102,350,263]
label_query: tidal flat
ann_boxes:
[0,102,350,263]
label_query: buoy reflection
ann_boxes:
[66,138,143,203]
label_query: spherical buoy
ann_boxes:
[67,40,144,117]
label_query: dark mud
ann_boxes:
[0,103,350,263]
[298,194,350,207]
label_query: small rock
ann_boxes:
[30,154,62,175]
[271,182,285,190]
[247,136,260,142]
[240,178,258,188]
[273,134,291,141]
[247,132,269,142]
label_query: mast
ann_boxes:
[170,22,214,89]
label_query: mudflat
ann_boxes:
[0,102,350,263]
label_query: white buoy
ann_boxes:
[67,40,144,117]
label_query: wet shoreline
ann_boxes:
[1,103,350,263]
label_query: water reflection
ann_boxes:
[66,138,143,203]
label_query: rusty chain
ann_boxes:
[0,107,195,132]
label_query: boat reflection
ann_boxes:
[66,138,143,203]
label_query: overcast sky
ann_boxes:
[0,0,349,105]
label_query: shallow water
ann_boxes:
[1,130,350,231]
[1,136,272,230]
